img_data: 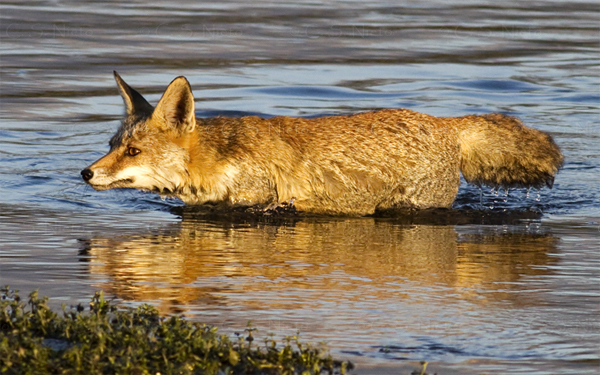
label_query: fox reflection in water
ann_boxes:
[78,212,559,316]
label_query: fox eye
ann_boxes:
[127,147,141,156]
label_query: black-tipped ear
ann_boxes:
[152,76,196,133]
[113,71,154,116]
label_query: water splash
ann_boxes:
[490,187,503,209]
[472,186,545,211]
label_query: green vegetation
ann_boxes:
[0,287,353,375]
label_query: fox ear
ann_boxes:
[114,71,154,116]
[152,76,196,133]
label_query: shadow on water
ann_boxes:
[168,200,545,226]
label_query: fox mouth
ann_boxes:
[88,178,135,191]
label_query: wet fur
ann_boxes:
[82,72,563,215]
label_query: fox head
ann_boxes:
[81,72,197,196]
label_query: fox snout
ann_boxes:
[81,168,94,182]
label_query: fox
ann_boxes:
[81,72,563,215]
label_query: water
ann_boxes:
[1,1,599,374]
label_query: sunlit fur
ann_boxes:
[82,72,563,215]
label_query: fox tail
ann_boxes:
[457,113,563,189]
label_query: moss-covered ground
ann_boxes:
[0,287,354,375]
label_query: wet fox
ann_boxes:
[81,72,563,215]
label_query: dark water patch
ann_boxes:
[252,86,402,99]
[0,88,125,100]
[549,94,600,104]
[378,342,467,358]
[0,130,22,139]
[197,110,274,118]
[447,79,542,92]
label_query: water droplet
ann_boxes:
[479,187,483,207]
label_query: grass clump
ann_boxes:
[0,287,353,375]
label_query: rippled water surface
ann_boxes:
[1,1,599,374]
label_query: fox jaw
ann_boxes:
[81,72,225,203]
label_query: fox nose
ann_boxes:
[81,168,94,182]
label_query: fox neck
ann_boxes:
[176,124,237,204]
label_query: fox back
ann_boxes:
[81,73,563,215]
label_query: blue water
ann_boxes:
[1,1,599,374]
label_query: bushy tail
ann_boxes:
[457,113,563,189]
